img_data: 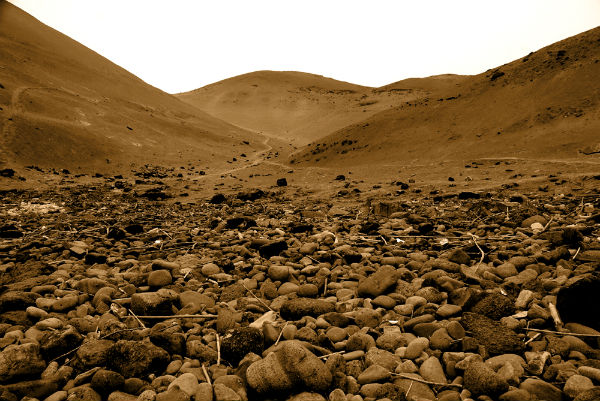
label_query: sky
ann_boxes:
[7,0,600,94]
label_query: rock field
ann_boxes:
[1,181,600,401]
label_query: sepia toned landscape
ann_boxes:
[2,1,600,401]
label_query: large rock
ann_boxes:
[0,291,39,313]
[40,325,83,360]
[107,340,170,378]
[280,298,335,320]
[463,361,509,397]
[470,293,515,320]
[246,341,332,394]
[0,343,46,383]
[557,274,600,331]
[74,339,114,369]
[0,378,59,399]
[130,292,174,316]
[357,265,399,297]
[221,327,264,366]
[461,312,525,355]
[90,369,125,396]
[520,378,563,401]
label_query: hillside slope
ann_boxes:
[177,71,430,145]
[0,1,259,174]
[291,26,600,167]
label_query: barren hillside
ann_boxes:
[0,1,260,174]
[177,71,429,145]
[291,26,600,167]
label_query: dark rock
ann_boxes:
[74,339,114,369]
[67,385,102,401]
[321,312,350,327]
[0,378,59,400]
[0,343,46,383]
[276,178,288,187]
[470,293,515,320]
[360,221,380,235]
[130,292,174,316]
[237,189,265,202]
[0,225,22,239]
[289,223,314,234]
[85,252,107,265]
[210,193,227,204]
[0,169,15,178]
[447,249,471,265]
[357,265,399,297]
[557,274,600,331]
[90,369,125,396]
[461,312,525,355]
[150,323,186,355]
[221,327,264,366]
[458,191,481,200]
[226,216,257,230]
[280,298,335,320]
[40,326,83,360]
[123,377,147,395]
[258,240,288,259]
[107,227,127,240]
[186,340,218,363]
[0,291,38,313]
[246,340,332,394]
[107,340,170,378]
[141,188,170,201]
[537,246,571,265]
[464,361,509,396]
[124,223,145,235]
[574,387,600,401]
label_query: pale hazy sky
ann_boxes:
[7,0,600,94]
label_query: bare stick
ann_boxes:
[128,308,147,329]
[323,277,328,297]
[572,247,581,260]
[241,281,276,314]
[548,302,563,330]
[137,314,217,319]
[391,373,462,388]
[524,332,542,345]
[470,234,485,267]
[522,328,600,338]
[275,321,288,346]
[216,333,221,366]
[201,364,212,386]
[397,373,461,389]
[318,351,346,359]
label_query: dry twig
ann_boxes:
[522,328,600,338]
[391,373,462,388]
[201,364,211,386]
[470,234,485,267]
[137,314,217,319]
[241,281,277,315]
[128,308,147,329]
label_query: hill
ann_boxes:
[291,26,600,167]
[0,1,260,175]
[176,70,429,145]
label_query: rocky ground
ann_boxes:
[1,177,600,401]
